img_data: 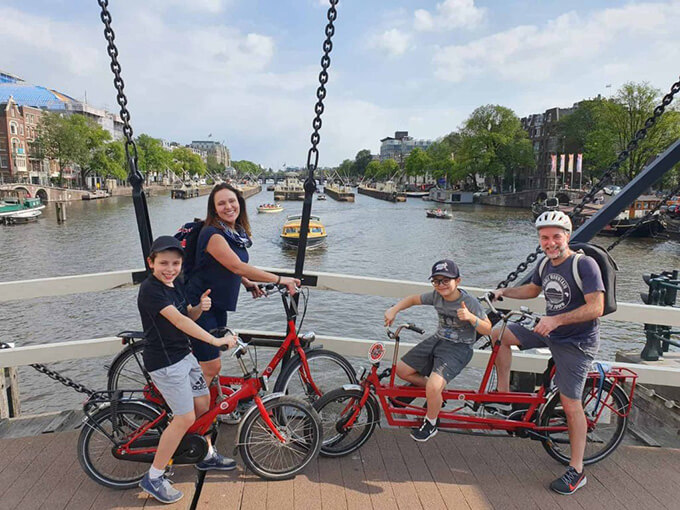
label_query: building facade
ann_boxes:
[379,131,433,164]
[520,105,577,190]
[189,140,231,168]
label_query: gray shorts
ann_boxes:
[507,323,599,400]
[148,353,209,416]
[401,335,473,383]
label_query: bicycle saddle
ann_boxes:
[117,331,146,343]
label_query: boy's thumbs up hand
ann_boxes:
[199,289,212,311]
[457,301,472,321]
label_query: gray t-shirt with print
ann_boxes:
[420,289,487,344]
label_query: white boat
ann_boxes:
[0,197,45,224]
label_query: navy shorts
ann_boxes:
[401,335,473,383]
[191,307,227,362]
[507,322,599,400]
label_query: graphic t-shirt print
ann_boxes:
[543,272,571,312]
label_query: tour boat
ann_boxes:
[257,203,284,213]
[426,208,452,219]
[280,214,327,248]
[0,197,45,225]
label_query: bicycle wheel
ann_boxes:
[274,349,357,404]
[238,396,321,480]
[313,387,379,457]
[539,378,628,466]
[78,402,165,489]
[107,341,148,391]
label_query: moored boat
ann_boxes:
[317,193,327,201]
[280,214,327,249]
[0,197,45,225]
[257,203,284,213]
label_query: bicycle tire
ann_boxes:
[313,387,379,457]
[78,402,164,489]
[107,341,148,391]
[539,378,628,466]
[274,349,357,404]
[238,395,321,480]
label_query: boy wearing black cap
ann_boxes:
[137,236,237,504]
[384,259,492,441]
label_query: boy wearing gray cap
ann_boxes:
[384,259,492,441]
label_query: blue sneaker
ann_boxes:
[139,473,183,504]
[195,452,237,471]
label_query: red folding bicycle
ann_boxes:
[78,334,322,488]
[313,293,637,466]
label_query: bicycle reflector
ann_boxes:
[368,343,385,364]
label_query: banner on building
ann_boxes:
[576,153,583,174]
[568,154,574,174]
[550,154,557,175]
[559,154,565,174]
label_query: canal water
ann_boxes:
[2,189,679,414]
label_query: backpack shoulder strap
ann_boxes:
[537,256,549,282]
[572,252,584,293]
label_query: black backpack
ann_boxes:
[537,242,618,316]
[174,219,204,278]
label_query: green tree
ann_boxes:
[351,149,372,177]
[90,140,127,181]
[455,105,534,191]
[136,134,171,181]
[207,154,225,177]
[69,114,111,187]
[32,112,81,186]
[380,158,399,180]
[364,160,381,179]
[336,159,353,180]
[404,147,431,178]
[232,160,260,176]
[172,147,205,179]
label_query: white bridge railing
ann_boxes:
[1,268,680,387]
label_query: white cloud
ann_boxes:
[414,0,486,32]
[433,3,679,83]
[370,28,412,57]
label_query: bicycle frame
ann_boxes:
[347,314,637,437]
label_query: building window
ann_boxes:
[10,122,17,135]
[0,156,7,168]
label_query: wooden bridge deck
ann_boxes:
[1,424,678,510]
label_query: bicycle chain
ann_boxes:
[496,75,680,289]
[0,340,95,396]
[97,0,140,184]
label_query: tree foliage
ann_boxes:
[232,160,260,176]
[136,134,170,179]
[171,147,205,178]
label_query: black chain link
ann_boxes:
[496,75,680,289]
[0,340,94,396]
[305,0,338,176]
[97,0,141,185]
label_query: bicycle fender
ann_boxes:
[235,392,286,439]
[342,384,363,392]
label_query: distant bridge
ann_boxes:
[0,184,91,202]
[476,189,587,208]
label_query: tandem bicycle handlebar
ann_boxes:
[387,323,425,341]
[479,292,541,329]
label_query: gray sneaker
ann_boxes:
[139,473,183,504]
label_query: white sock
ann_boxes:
[203,445,216,461]
[149,466,165,480]
[426,416,437,426]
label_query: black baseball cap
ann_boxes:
[429,259,460,279]
[150,236,184,255]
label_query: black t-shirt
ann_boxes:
[138,274,192,372]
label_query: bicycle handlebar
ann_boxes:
[255,283,301,297]
[387,322,425,340]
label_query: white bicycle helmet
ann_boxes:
[535,210,572,234]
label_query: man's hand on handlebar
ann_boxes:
[384,306,397,327]
[489,289,504,302]
[243,278,265,298]
[533,315,560,337]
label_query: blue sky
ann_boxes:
[1,0,679,169]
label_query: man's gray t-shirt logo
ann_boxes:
[543,272,571,312]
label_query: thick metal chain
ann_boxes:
[305,0,338,175]
[496,76,680,289]
[97,0,141,183]
[0,341,95,396]
[29,363,96,396]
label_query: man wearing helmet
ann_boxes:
[491,210,605,495]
